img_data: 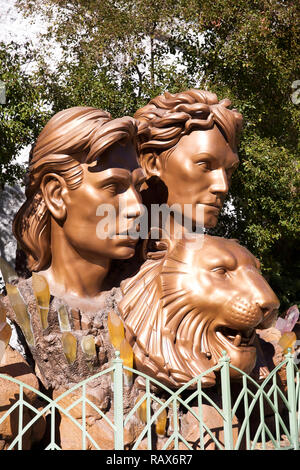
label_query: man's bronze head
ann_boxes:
[135,89,243,228]
[13,107,145,273]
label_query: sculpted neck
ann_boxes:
[38,219,110,305]
[162,213,202,250]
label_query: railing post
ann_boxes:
[113,351,124,450]
[220,351,233,450]
[286,349,299,450]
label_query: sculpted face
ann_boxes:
[156,125,239,228]
[59,141,145,260]
[119,236,279,388]
[178,237,279,376]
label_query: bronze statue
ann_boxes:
[2,92,282,449]
[135,89,243,244]
[13,107,145,309]
[119,235,279,389]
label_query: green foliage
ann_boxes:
[212,133,299,310]
[0,41,51,186]
[3,0,299,309]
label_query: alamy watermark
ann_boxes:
[0,81,6,104]
[95,201,205,247]
[293,340,300,365]
[291,80,300,105]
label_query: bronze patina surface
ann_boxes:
[13,106,145,309]
[119,235,279,389]
[135,89,242,238]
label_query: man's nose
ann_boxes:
[210,168,229,194]
[124,187,142,218]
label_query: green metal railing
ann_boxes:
[0,350,299,450]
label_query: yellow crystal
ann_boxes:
[62,332,77,364]
[119,338,133,386]
[0,256,18,284]
[81,335,96,358]
[107,310,125,351]
[0,300,7,323]
[135,392,147,423]
[0,322,12,363]
[278,331,297,354]
[155,406,167,437]
[58,305,71,332]
[32,273,50,329]
[6,284,34,346]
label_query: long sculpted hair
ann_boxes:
[13,107,138,272]
[134,89,243,166]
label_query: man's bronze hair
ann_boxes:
[13,107,137,271]
[134,89,243,167]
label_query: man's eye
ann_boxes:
[211,267,227,275]
[196,161,210,170]
[104,183,126,194]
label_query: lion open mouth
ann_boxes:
[216,326,256,348]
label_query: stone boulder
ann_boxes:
[0,345,46,450]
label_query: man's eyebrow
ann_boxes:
[95,168,132,183]
[192,152,215,160]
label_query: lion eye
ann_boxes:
[212,267,227,275]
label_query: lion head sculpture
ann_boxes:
[118,235,279,389]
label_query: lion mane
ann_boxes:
[118,239,217,389]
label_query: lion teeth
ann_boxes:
[233,333,242,347]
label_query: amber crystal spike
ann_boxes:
[0,322,12,363]
[6,284,34,346]
[32,273,50,329]
[119,338,133,386]
[61,332,77,364]
[155,405,167,437]
[81,335,96,358]
[0,300,6,323]
[58,305,71,332]
[135,392,147,424]
[107,310,125,351]
[278,331,297,354]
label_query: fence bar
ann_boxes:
[197,378,205,450]
[18,385,24,450]
[82,383,87,450]
[113,351,124,450]
[286,350,299,450]
[1,352,300,451]
[220,351,233,450]
[50,404,56,449]
[146,378,152,450]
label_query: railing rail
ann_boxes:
[0,349,299,450]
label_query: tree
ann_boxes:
[0,41,51,186]
[10,0,300,309]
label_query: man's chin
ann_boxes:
[112,243,137,259]
[203,214,219,229]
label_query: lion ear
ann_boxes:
[254,257,261,270]
[229,238,240,244]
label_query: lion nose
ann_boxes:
[255,296,280,329]
[241,268,280,328]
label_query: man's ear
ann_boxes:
[40,174,69,221]
[140,151,162,178]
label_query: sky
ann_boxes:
[0,0,45,44]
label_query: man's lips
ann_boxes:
[197,202,222,209]
[114,233,139,245]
